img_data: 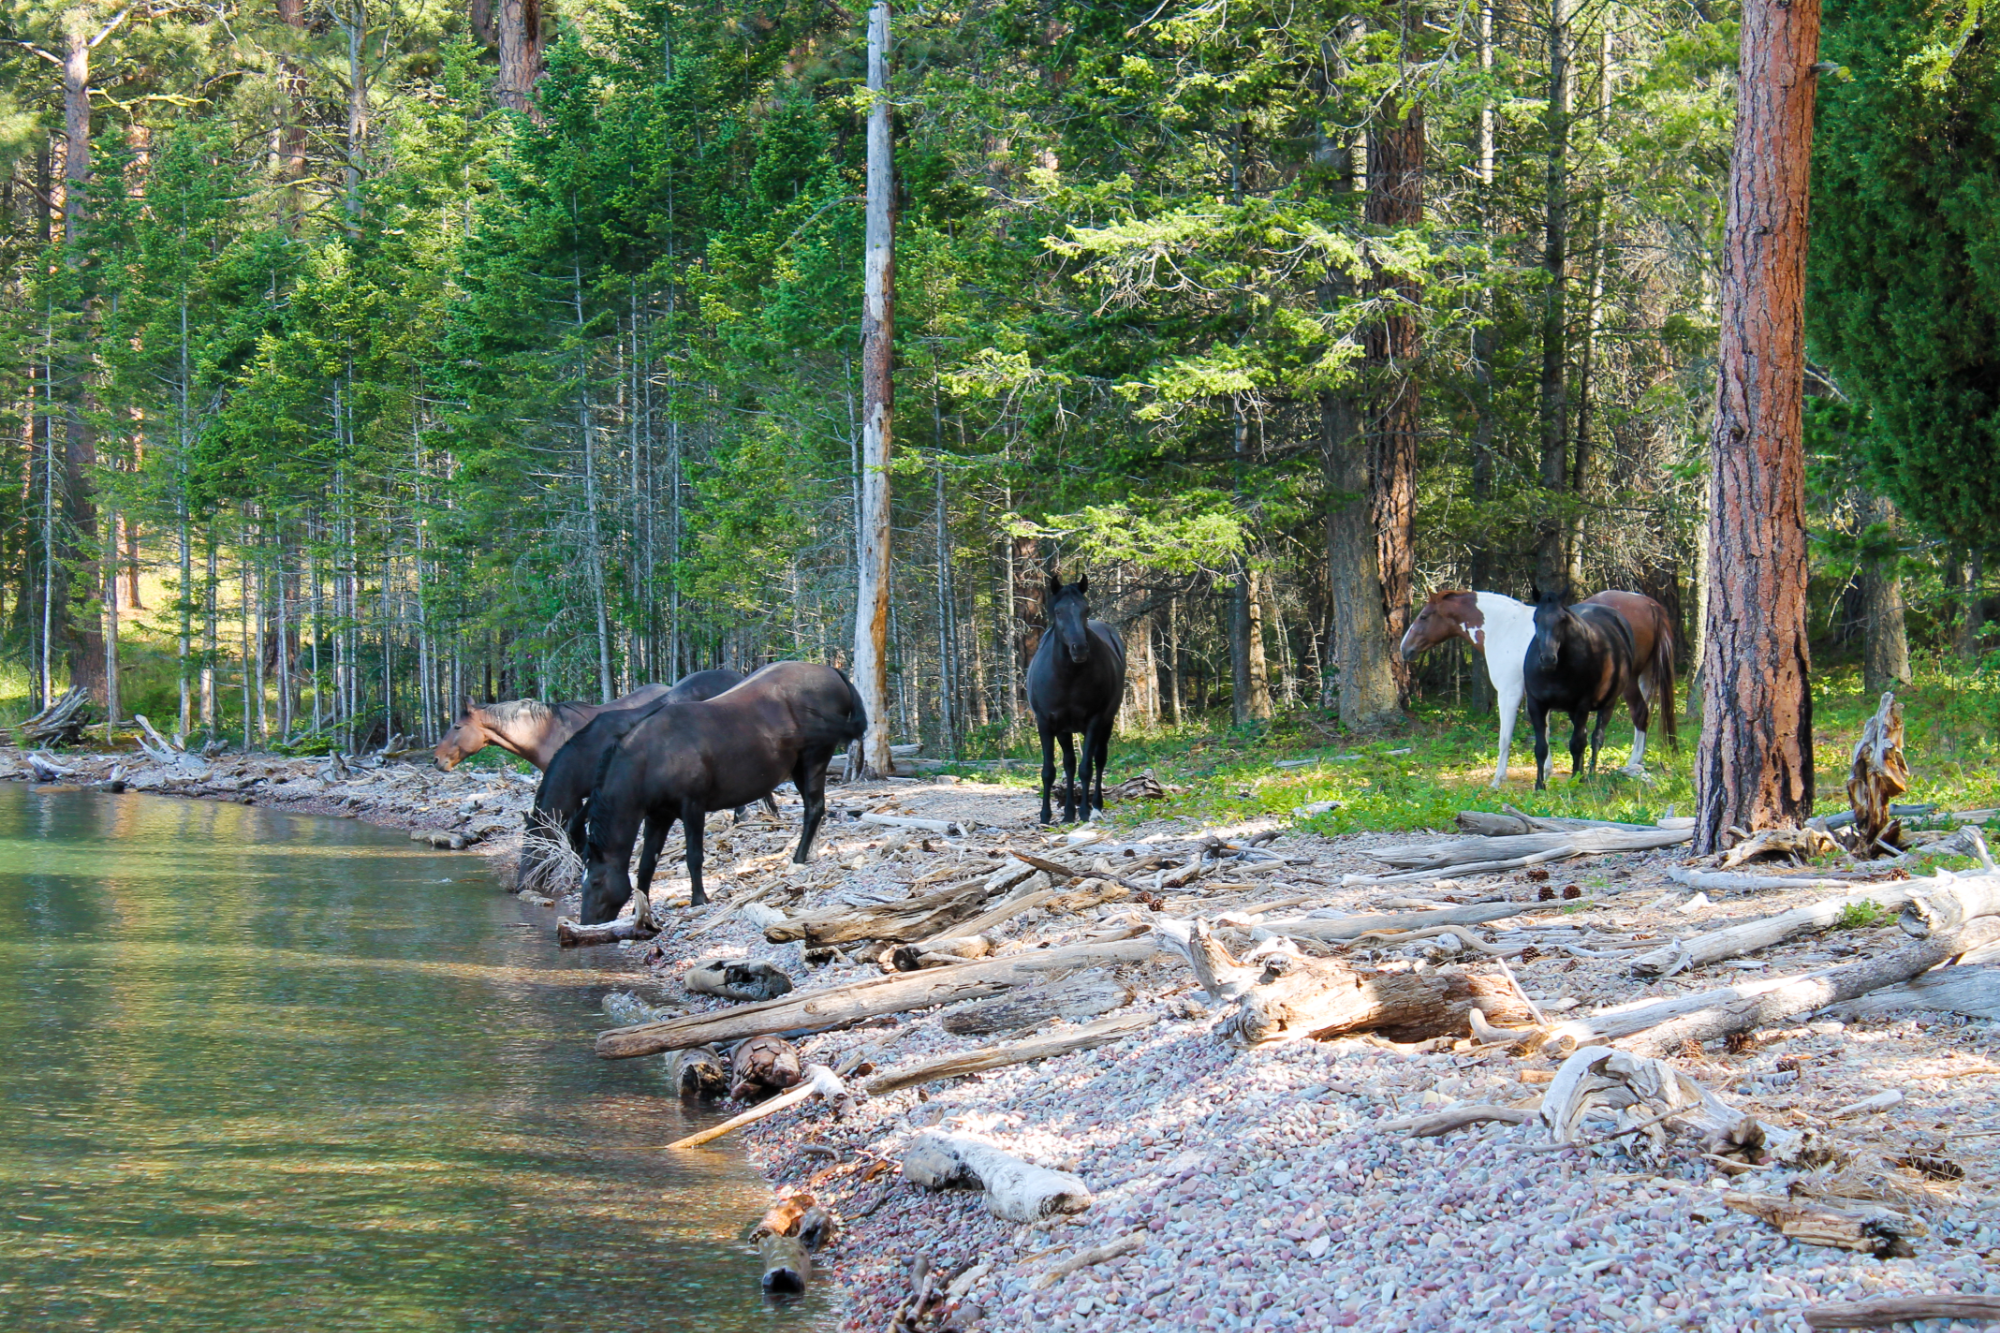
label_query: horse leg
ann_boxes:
[1592,707,1615,779]
[761,793,780,819]
[1569,710,1589,781]
[1057,732,1080,823]
[631,816,671,931]
[792,757,828,864]
[1037,724,1058,825]
[1623,679,1651,776]
[1087,719,1111,817]
[1492,692,1520,790]
[682,802,708,907]
[1530,702,1552,791]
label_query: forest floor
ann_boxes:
[4,688,2000,1332]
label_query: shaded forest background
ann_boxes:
[0,0,1995,755]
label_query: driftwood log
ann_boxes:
[939,972,1134,1037]
[890,933,993,971]
[1029,1232,1147,1291]
[1541,1045,1808,1162]
[868,1010,1151,1095]
[1616,918,2000,1058]
[687,958,794,1003]
[1219,955,1534,1047]
[1899,872,2000,937]
[730,1034,803,1100]
[1826,963,2000,1021]
[1376,1104,1537,1138]
[760,1235,810,1294]
[901,1131,1093,1222]
[597,938,1164,1057]
[668,1046,729,1098]
[1628,886,1916,978]
[1724,1193,1923,1258]
[763,881,992,945]
[1802,1295,2000,1329]
[661,1064,848,1150]
[859,812,967,836]
[1846,692,1911,854]
[1665,865,1879,893]
[1358,827,1690,883]
[1257,901,1532,943]
[556,915,659,948]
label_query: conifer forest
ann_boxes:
[0,0,1993,764]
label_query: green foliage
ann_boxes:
[1831,899,1893,931]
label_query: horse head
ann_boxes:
[1402,590,1481,660]
[1046,572,1093,665]
[432,702,483,771]
[1530,585,1574,672]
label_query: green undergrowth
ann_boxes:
[943,662,2000,837]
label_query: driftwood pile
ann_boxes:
[15,688,91,747]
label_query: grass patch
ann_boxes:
[1831,899,1895,931]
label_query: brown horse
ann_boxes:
[436,671,750,771]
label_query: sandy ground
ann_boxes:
[7,745,1999,1332]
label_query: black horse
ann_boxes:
[1523,586,1638,791]
[517,668,768,883]
[579,661,865,923]
[1025,573,1127,824]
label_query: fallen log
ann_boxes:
[1029,1231,1147,1291]
[687,958,794,1003]
[1541,1045,1809,1162]
[597,938,1164,1057]
[763,881,992,946]
[860,812,967,836]
[899,882,1055,951]
[1802,1295,2000,1330]
[557,915,659,948]
[936,974,1135,1038]
[868,1010,1151,1094]
[1629,887,1916,978]
[1826,963,2000,1021]
[1214,952,1535,1048]
[1548,978,1800,1053]
[759,1235,810,1294]
[901,1131,1093,1223]
[660,1064,847,1150]
[890,934,993,971]
[729,1034,803,1101]
[1718,825,1843,869]
[1376,1104,1537,1138]
[1259,901,1532,942]
[1724,1193,1923,1259]
[1665,865,1882,893]
[1370,826,1690,872]
[1617,918,2000,1058]
[1899,871,2000,937]
[1154,918,1263,1001]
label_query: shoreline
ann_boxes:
[8,744,2000,1332]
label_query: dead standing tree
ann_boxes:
[1694,0,1822,854]
[851,0,897,779]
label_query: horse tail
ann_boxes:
[1654,609,1679,751]
[838,669,869,745]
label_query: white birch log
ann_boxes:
[860,812,966,835]
[1629,887,1914,978]
[901,1131,1094,1222]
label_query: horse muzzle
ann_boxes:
[433,755,458,773]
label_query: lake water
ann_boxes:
[0,785,835,1332]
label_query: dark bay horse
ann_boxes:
[1524,588,1638,791]
[435,683,674,771]
[1025,574,1127,824]
[580,662,865,923]
[516,669,766,881]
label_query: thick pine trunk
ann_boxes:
[1325,390,1401,732]
[1694,0,1821,853]
[497,0,545,116]
[852,1,896,779]
[1365,100,1423,709]
[1535,0,1572,592]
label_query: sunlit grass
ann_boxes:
[945,661,2000,835]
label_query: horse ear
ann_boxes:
[1529,583,1543,604]
[1046,572,1063,601]
[1074,574,1088,597]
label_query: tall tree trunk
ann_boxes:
[1229,407,1255,725]
[1858,494,1910,692]
[1246,566,1273,719]
[61,24,104,701]
[497,0,546,117]
[470,0,497,47]
[1536,0,1573,592]
[1325,389,1401,732]
[1694,0,1822,853]
[341,3,368,222]
[1365,95,1423,708]
[851,0,896,778]
[1466,0,1497,715]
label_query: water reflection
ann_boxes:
[0,787,832,1332]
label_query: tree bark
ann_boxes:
[497,0,545,116]
[852,0,896,779]
[469,0,497,47]
[1325,389,1401,732]
[1365,97,1423,707]
[1858,494,1910,692]
[1694,0,1821,854]
[60,23,104,702]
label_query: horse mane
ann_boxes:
[477,698,594,728]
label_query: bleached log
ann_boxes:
[868,1010,1151,1094]
[900,1131,1093,1223]
[660,1064,847,1150]
[1899,872,2000,937]
[1723,1193,1923,1259]
[1370,826,1690,872]
[1220,957,1533,1048]
[1616,918,2000,1058]
[1803,1295,2000,1329]
[890,934,992,971]
[860,812,967,836]
[1153,919,1262,1001]
[1455,811,1534,837]
[1665,865,1876,893]
[1259,901,1530,942]
[762,881,991,946]
[597,938,1165,1057]
[938,974,1135,1037]
[1549,979,1800,1052]
[686,958,795,1003]
[556,915,659,948]
[1376,1104,1537,1138]
[1629,887,1915,978]
[1826,963,2000,1020]
[1540,1045,1805,1162]
[911,883,1054,947]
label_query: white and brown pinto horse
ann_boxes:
[1400,589,1677,786]
[433,682,678,771]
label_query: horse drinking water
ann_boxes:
[1400,588,1676,786]
[579,662,865,923]
[435,682,680,771]
[1523,588,1639,791]
[1025,574,1127,824]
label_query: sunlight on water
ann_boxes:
[0,787,833,1332]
